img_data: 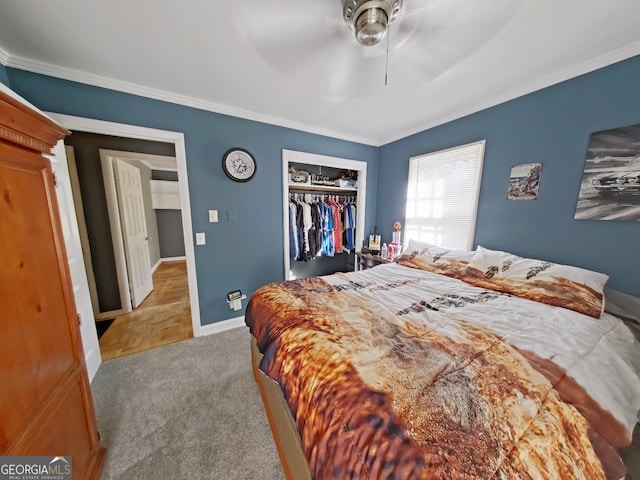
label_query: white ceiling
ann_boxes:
[0,0,639,146]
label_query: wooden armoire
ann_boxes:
[0,89,106,478]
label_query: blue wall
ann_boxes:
[0,64,9,86]
[6,69,378,325]
[377,55,640,296]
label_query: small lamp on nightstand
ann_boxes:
[390,221,402,258]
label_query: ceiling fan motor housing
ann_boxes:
[342,0,402,46]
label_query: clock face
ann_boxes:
[222,148,256,182]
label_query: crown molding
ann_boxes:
[0,47,9,66]
[4,39,640,147]
[379,40,640,146]
[5,54,379,146]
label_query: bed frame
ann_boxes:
[251,336,312,480]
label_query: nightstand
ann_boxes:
[355,252,393,271]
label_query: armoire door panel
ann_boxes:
[0,151,78,449]
[8,371,95,478]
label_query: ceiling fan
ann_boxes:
[234,0,522,98]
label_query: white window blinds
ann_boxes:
[405,140,485,250]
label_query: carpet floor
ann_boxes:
[90,326,285,480]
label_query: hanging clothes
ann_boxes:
[290,192,356,261]
[343,202,356,252]
[327,196,341,255]
[295,199,305,261]
[304,197,319,261]
[310,201,322,259]
[295,194,316,261]
[289,199,299,260]
[351,204,357,250]
[320,199,334,257]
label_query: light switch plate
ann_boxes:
[208,210,218,223]
[195,232,206,245]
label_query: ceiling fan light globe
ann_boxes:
[355,7,388,46]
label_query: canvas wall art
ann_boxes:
[507,163,542,200]
[574,123,640,221]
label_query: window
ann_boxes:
[405,140,485,250]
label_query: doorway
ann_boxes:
[97,148,193,360]
[48,113,202,373]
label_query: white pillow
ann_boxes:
[402,239,476,263]
[396,240,476,279]
[462,246,609,318]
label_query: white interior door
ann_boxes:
[113,158,153,307]
[48,140,102,381]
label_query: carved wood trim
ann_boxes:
[0,90,70,153]
[0,123,52,153]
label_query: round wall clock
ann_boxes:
[222,148,257,182]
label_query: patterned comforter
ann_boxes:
[245,262,640,479]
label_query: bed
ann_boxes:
[245,241,640,479]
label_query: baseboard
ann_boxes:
[196,316,246,337]
[161,256,187,263]
[96,309,127,320]
[151,259,162,274]
[152,256,186,273]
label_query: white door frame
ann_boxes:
[47,113,204,337]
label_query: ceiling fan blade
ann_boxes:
[389,0,524,83]
[234,0,395,98]
[235,0,338,40]
[233,0,357,84]
[323,42,390,98]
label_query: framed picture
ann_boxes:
[507,163,542,200]
[574,123,640,221]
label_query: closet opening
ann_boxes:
[282,150,367,280]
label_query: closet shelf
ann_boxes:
[288,184,357,193]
